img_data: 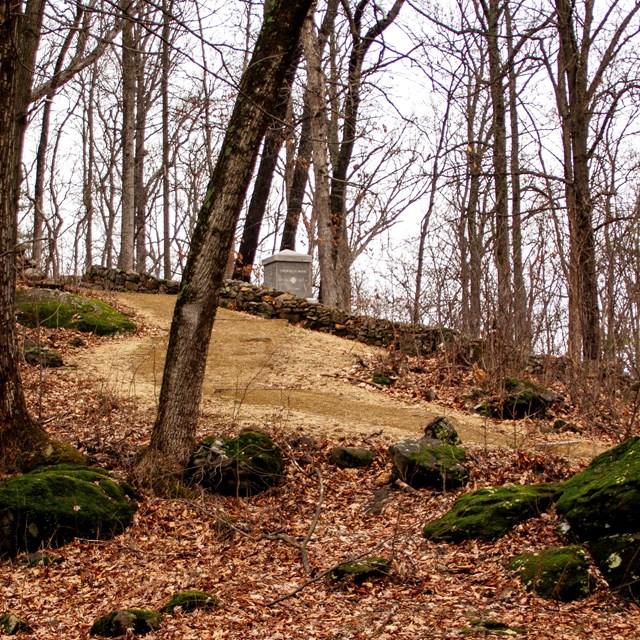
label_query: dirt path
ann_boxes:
[71,293,604,457]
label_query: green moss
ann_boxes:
[372,371,395,385]
[24,347,63,368]
[21,440,87,472]
[160,590,219,613]
[423,484,557,542]
[0,613,32,635]
[507,545,592,601]
[188,431,285,496]
[476,378,563,419]
[389,440,469,490]
[16,289,135,336]
[555,437,640,540]
[0,465,137,557]
[327,557,391,584]
[329,447,376,469]
[89,608,163,637]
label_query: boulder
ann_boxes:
[475,377,563,419]
[15,289,135,336]
[423,484,557,542]
[0,613,32,635]
[89,609,162,637]
[507,546,592,601]
[554,436,640,540]
[327,557,391,584]
[23,346,63,368]
[589,534,640,600]
[388,439,468,489]
[423,416,461,445]
[160,590,219,614]
[329,446,376,469]
[0,465,137,558]
[187,431,285,496]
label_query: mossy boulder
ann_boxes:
[554,436,640,540]
[372,370,395,385]
[329,446,376,469]
[160,590,219,613]
[388,439,468,489]
[507,545,592,601]
[186,431,285,496]
[0,465,137,557]
[327,557,391,584]
[15,289,136,336]
[476,377,563,419]
[423,484,557,543]
[589,534,640,600]
[423,416,461,445]
[0,613,32,635]
[23,346,63,368]
[89,609,162,637]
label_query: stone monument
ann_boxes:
[263,250,312,299]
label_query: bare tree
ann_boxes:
[135,0,314,489]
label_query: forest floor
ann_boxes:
[3,290,639,639]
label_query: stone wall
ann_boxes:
[82,266,454,356]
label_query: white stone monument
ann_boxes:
[263,249,312,299]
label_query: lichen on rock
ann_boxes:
[329,446,376,469]
[554,436,640,540]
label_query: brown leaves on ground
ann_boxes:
[3,304,639,639]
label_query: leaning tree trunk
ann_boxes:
[0,0,52,473]
[135,0,313,489]
[233,48,301,281]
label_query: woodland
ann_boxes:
[2,0,640,638]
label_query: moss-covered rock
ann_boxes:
[423,484,557,542]
[0,613,32,635]
[554,437,640,540]
[423,416,461,445]
[589,534,640,601]
[0,465,137,557]
[21,439,87,472]
[15,289,136,336]
[476,377,563,419]
[186,431,285,496]
[507,545,592,601]
[327,557,391,584]
[389,439,468,490]
[329,446,376,469]
[160,590,219,613]
[89,609,162,637]
[372,371,395,385]
[23,346,63,368]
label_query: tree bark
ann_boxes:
[0,0,52,472]
[135,0,313,489]
[233,48,301,281]
[118,13,136,271]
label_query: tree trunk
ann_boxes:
[161,0,172,280]
[233,48,301,281]
[118,13,135,271]
[135,0,313,489]
[482,0,512,347]
[280,100,312,251]
[328,0,406,311]
[0,0,52,472]
[303,16,338,307]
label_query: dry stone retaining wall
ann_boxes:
[82,266,453,356]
